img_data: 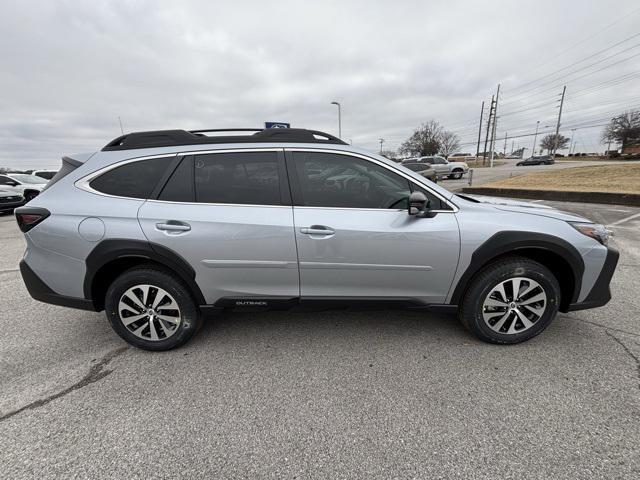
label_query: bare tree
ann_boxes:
[379,149,399,161]
[540,134,569,154]
[439,131,460,158]
[602,110,640,150]
[399,120,444,157]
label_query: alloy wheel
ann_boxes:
[482,277,547,335]
[118,284,181,341]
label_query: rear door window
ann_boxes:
[193,151,283,205]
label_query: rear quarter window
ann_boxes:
[89,156,174,199]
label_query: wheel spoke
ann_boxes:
[148,318,159,341]
[119,301,141,316]
[518,282,538,299]
[157,319,174,337]
[523,304,545,318]
[156,313,180,324]
[138,285,150,307]
[124,290,146,311]
[131,321,149,337]
[121,313,148,326]
[152,288,168,309]
[490,311,511,332]
[511,278,522,300]
[520,292,546,306]
[514,308,534,330]
[494,282,508,303]
[484,298,508,308]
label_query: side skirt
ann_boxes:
[206,296,458,314]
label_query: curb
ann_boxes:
[460,187,640,207]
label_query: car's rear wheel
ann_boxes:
[458,256,560,344]
[105,266,201,351]
[24,191,39,202]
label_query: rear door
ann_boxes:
[137,149,299,305]
[286,149,460,303]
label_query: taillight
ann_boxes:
[15,207,50,232]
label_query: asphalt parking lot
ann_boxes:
[1,199,639,479]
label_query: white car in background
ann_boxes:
[402,155,469,179]
[0,173,48,202]
[31,169,58,180]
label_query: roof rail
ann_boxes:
[102,128,347,151]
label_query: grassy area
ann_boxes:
[466,159,506,168]
[482,164,640,194]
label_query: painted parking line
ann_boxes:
[609,211,640,227]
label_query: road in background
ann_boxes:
[1,200,639,479]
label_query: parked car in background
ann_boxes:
[0,173,48,201]
[402,155,469,179]
[516,156,555,166]
[32,169,58,180]
[400,162,438,182]
[0,188,24,213]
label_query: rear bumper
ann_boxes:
[566,247,619,312]
[20,260,98,311]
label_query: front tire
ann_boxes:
[451,171,463,179]
[105,266,201,351]
[458,256,560,344]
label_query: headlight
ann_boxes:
[569,222,613,245]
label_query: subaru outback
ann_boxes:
[15,128,618,350]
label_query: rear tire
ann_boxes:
[458,256,560,344]
[105,266,201,351]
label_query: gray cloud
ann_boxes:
[1,0,639,168]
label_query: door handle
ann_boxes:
[156,222,191,232]
[300,226,335,236]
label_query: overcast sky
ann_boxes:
[1,0,639,168]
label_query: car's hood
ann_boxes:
[462,194,591,222]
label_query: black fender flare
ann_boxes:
[449,231,584,305]
[83,239,206,306]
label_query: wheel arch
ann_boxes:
[84,239,206,311]
[449,231,584,312]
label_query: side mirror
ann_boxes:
[408,191,432,217]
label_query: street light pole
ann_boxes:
[379,138,385,153]
[532,121,540,157]
[331,101,342,139]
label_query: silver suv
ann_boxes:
[15,128,618,350]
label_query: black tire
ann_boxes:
[458,256,560,344]
[451,171,463,179]
[105,266,201,351]
[24,191,39,202]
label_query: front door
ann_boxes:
[138,150,299,305]
[287,150,460,304]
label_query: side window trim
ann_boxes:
[150,155,187,200]
[284,148,457,212]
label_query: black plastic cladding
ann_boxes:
[102,128,348,151]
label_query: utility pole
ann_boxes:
[552,86,566,158]
[475,101,484,160]
[532,120,540,158]
[379,138,385,153]
[511,140,514,154]
[503,131,508,157]
[569,128,576,155]
[489,83,500,167]
[482,95,495,166]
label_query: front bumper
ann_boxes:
[20,260,98,311]
[567,246,619,311]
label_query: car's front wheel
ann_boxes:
[450,171,463,179]
[458,256,560,344]
[105,266,201,350]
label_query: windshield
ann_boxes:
[9,174,46,184]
